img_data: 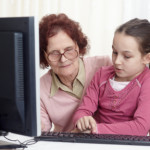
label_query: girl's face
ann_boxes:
[112,32,148,81]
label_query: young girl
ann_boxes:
[73,18,150,136]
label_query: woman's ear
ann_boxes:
[75,42,79,52]
[143,53,150,64]
[43,50,49,62]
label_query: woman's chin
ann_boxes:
[60,70,75,77]
[55,61,79,78]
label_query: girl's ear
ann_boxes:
[143,53,150,64]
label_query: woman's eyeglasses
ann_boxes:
[46,49,78,62]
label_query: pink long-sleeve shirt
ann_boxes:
[73,66,150,136]
[40,56,112,132]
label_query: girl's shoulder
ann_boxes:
[137,67,150,80]
[97,65,115,77]
[92,65,115,85]
[135,67,150,87]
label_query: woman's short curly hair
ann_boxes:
[39,13,89,69]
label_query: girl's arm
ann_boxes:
[96,77,150,136]
[73,69,102,128]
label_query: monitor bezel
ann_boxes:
[0,16,41,136]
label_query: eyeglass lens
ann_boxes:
[48,49,78,61]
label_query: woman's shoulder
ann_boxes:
[40,69,51,80]
[83,55,112,67]
[40,69,52,89]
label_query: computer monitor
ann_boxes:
[0,16,41,136]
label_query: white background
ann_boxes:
[0,0,150,74]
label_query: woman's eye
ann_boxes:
[66,48,74,51]
[51,51,60,55]
[113,51,117,55]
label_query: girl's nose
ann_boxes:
[115,55,122,65]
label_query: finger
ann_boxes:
[91,126,97,133]
[88,117,95,128]
[82,129,91,134]
[80,118,87,131]
[77,118,87,131]
[89,118,97,133]
[71,128,80,133]
[83,117,90,129]
[76,121,82,131]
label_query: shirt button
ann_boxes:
[112,106,116,109]
[113,100,117,105]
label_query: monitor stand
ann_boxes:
[0,131,26,149]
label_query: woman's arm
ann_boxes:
[40,99,52,132]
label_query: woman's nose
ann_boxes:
[59,49,67,62]
[60,53,67,62]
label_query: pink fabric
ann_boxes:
[40,56,112,132]
[73,66,150,136]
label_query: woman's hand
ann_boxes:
[41,122,45,131]
[76,116,97,133]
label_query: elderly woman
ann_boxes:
[40,13,112,132]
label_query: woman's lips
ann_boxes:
[59,64,71,68]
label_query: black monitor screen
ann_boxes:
[0,17,41,136]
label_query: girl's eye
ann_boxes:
[124,56,131,59]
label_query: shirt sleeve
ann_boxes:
[73,67,150,136]
[40,72,53,132]
[97,77,150,136]
[40,99,52,132]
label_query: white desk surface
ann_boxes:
[0,133,150,150]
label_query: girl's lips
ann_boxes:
[115,68,122,72]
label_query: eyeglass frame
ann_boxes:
[44,49,79,62]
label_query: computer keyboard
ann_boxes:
[34,132,150,146]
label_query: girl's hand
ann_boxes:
[76,116,97,133]
[71,128,91,133]
[71,128,80,133]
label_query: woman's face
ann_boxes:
[46,31,79,78]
